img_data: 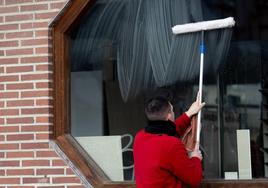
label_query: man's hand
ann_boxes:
[185,92,205,118]
[188,149,203,160]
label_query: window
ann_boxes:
[52,0,268,187]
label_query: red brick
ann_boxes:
[0,0,3,5]
[0,58,18,65]
[21,39,48,46]
[37,168,64,175]
[22,160,49,166]
[7,169,34,176]
[21,125,50,132]
[0,161,20,167]
[0,109,18,116]
[6,83,34,90]
[0,75,19,82]
[0,109,18,117]
[21,107,51,115]
[21,143,49,150]
[7,117,34,124]
[0,170,4,176]
[0,84,4,90]
[37,187,64,188]
[0,50,4,56]
[36,133,50,140]
[52,160,65,166]
[7,186,34,188]
[5,0,33,5]
[0,143,19,150]
[7,134,34,141]
[0,24,18,31]
[0,109,19,116]
[35,47,51,54]
[0,178,20,184]
[21,90,51,98]
[6,31,33,39]
[0,92,19,99]
[21,4,48,12]
[5,14,33,22]
[35,12,58,20]
[36,99,53,106]
[7,100,34,107]
[7,151,34,158]
[0,118,4,125]
[53,177,81,184]
[66,168,75,175]
[35,29,49,37]
[0,152,4,158]
[36,64,52,71]
[0,40,18,48]
[0,68,3,75]
[21,73,50,81]
[0,6,18,13]
[36,82,53,89]
[20,21,48,29]
[6,65,33,73]
[23,177,49,184]
[0,16,3,23]
[50,2,66,9]
[6,48,33,56]
[0,135,4,141]
[21,56,49,63]
[36,150,57,158]
[0,33,4,39]
[0,126,19,132]
[36,116,52,123]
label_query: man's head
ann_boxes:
[145,96,175,121]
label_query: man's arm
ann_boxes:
[167,141,203,187]
[175,92,205,136]
[174,113,191,136]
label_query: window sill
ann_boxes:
[102,179,268,188]
[201,179,268,187]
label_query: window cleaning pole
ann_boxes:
[172,17,235,150]
[196,30,204,150]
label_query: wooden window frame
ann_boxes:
[51,0,268,187]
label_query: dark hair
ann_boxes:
[145,96,171,120]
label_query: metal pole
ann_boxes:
[196,30,204,150]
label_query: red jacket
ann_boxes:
[133,113,203,188]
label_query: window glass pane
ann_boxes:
[219,41,263,177]
[200,84,220,178]
[203,0,267,179]
[224,84,262,176]
[69,0,268,181]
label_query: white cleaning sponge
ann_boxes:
[172,17,235,34]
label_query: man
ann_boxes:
[133,93,205,188]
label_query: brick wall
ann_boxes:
[0,0,85,187]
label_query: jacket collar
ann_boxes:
[145,120,178,137]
